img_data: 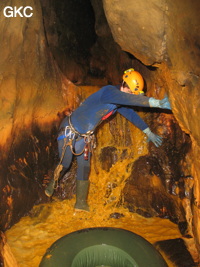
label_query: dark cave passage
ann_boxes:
[41,0,146,86]
[42,0,97,84]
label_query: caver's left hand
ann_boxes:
[143,127,163,147]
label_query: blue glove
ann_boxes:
[143,127,162,147]
[149,95,171,110]
[159,96,171,110]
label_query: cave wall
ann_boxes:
[103,0,200,252]
[0,0,138,231]
[103,0,200,143]
[0,0,62,151]
[0,0,80,230]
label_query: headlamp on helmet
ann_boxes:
[123,68,144,95]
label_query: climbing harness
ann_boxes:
[53,116,97,188]
[57,116,96,156]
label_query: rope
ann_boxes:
[53,137,90,189]
[53,117,98,188]
[53,164,63,189]
[53,138,71,189]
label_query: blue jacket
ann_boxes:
[60,85,150,134]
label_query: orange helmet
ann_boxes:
[122,68,144,95]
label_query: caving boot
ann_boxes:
[45,166,67,197]
[45,178,55,197]
[74,180,90,212]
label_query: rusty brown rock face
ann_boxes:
[103,0,200,253]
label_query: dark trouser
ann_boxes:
[58,137,91,181]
